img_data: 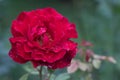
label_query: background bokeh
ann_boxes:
[0,0,120,80]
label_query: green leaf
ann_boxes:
[55,73,70,80]
[92,59,101,69]
[50,74,56,80]
[23,64,39,75]
[19,73,29,80]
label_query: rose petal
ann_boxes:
[9,49,28,63]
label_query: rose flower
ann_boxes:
[9,7,78,69]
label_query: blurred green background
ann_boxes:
[0,0,120,80]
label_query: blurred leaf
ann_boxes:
[19,73,29,80]
[78,61,89,71]
[110,0,120,5]
[85,74,92,80]
[97,0,112,18]
[107,57,117,64]
[55,73,70,80]
[23,64,39,75]
[50,74,56,80]
[92,59,101,69]
[67,60,78,73]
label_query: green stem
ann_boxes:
[38,66,43,80]
[48,73,52,80]
[82,47,87,62]
[47,69,55,80]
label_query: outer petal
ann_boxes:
[9,37,32,60]
[36,7,63,17]
[45,50,66,63]
[31,49,46,61]
[9,37,26,44]
[32,49,66,63]
[11,20,25,37]
[62,40,78,51]
[16,44,32,60]
[67,24,78,38]
[31,47,77,69]
[50,48,77,69]
[9,49,28,63]
[11,12,31,37]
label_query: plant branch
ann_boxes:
[38,66,43,80]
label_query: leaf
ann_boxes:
[92,59,101,69]
[23,65,39,75]
[19,73,29,80]
[50,74,56,80]
[93,54,106,60]
[55,73,70,80]
[78,61,89,71]
[67,60,78,73]
[85,74,92,80]
[93,54,117,64]
[107,57,117,64]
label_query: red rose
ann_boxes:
[9,7,78,69]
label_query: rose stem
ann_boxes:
[48,69,55,80]
[48,72,52,80]
[39,66,43,80]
